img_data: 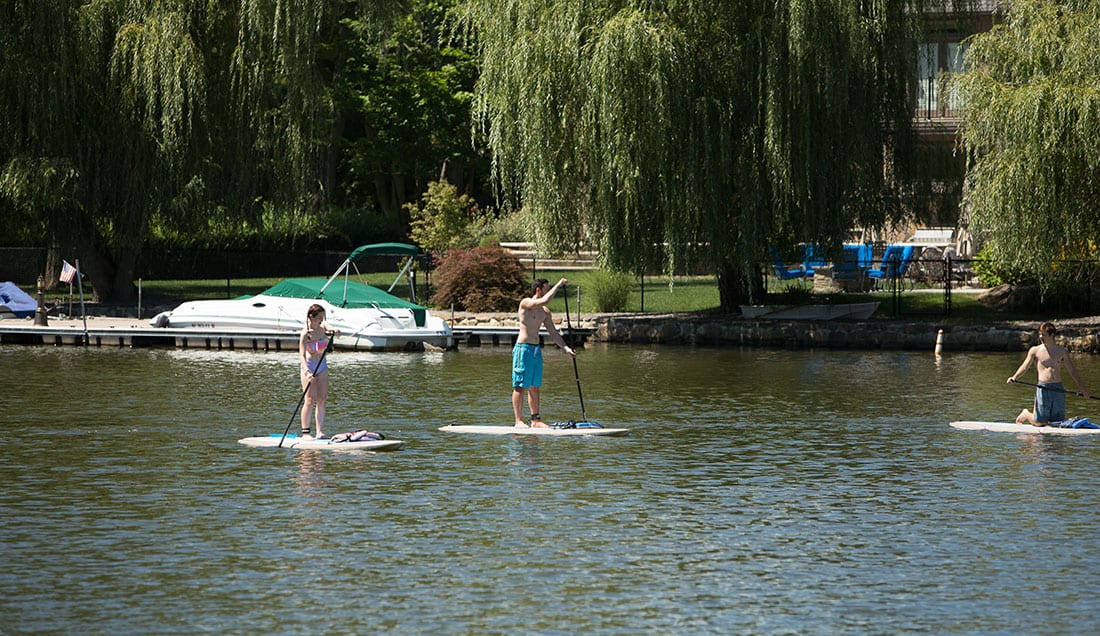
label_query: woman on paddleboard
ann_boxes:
[1007,321,1091,425]
[299,304,340,439]
[512,278,575,427]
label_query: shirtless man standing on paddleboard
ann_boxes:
[512,278,575,427]
[1007,321,1092,425]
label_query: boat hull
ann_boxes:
[152,295,452,351]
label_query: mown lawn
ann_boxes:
[49,270,1065,323]
[120,272,727,315]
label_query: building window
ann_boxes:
[944,41,969,115]
[916,40,969,118]
[917,43,939,119]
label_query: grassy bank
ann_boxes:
[44,271,1054,324]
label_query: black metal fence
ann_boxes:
[0,247,433,284]
[6,245,1098,317]
[769,254,1100,318]
[0,247,45,283]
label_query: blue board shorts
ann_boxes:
[512,343,543,389]
[1035,382,1066,423]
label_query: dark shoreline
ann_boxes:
[16,304,1100,354]
[449,310,1099,353]
[591,313,1062,352]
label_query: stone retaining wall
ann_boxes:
[442,311,1100,354]
[595,314,1100,353]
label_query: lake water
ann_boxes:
[3,342,1100,634]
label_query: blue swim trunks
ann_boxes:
[1035,382,1066,423]
[512,343,543,389]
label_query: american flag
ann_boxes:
[60,260,77,284]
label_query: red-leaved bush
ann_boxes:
[431,245,527,312]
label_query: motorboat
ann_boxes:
[150,243,452,350]
[0,281,37,318]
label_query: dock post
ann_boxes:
[34,275,49,326]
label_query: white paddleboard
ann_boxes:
[238,434,406,450]
[949,421,1100,436]
[438,424,629,437]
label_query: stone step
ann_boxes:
[501,242,597,270]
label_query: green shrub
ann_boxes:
[970,245,1039,287]
[971,246,1007,287]
[431,245,527,312]
[586,269,634,312]
[406,180,479,251]
[780,283,813,304]
[151,202,329,251]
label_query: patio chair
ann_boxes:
[833,244,871,279]
[802,244,828,271]
[866,245,916,289]
[867,245,912,278]
[832,244,874,291]
[770,249,815,280]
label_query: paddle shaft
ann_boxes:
[279,330,334,447]
[1010,378,1099,400]
[562,287,587,422]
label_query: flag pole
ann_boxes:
[75,259,88,345]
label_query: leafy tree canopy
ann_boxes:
[0,0,431,300]
[957,0,1100,282]
[335,0,486,228]
[459,0,936,309]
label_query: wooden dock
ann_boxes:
[450,325,592,348]
[0,316,592,350]
[0,317,301,350]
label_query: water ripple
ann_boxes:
[3,346,1100,633]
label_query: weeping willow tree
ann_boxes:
[0,0,360,301]
[461,0,936,309]
[956,0,1100,284]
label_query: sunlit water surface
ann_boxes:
[3,343,1100,634]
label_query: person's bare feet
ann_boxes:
[515,420,530,428]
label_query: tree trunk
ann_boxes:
[322,110,344,209]
[73,234,138,304]
[716,261,764,313]
[439,159,467,194]
[374,169,407,231]
[44,242,62,290]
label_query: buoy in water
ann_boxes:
[934,329,944,356]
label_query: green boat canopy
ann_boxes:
[264,277,427,326]
[347,242,420,262]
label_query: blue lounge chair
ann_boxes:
[833,244,870,280]
[866,245,915,281]
[802,244,828,270]
[770,249,815,280]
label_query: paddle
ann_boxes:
[562,286,588,423]
[1009,378,1100,400]
[279,330,334,448]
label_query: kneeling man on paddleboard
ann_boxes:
[1008,321,1091,425]
[513,278,575,427]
